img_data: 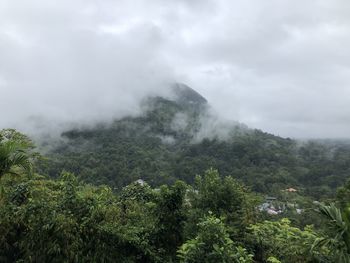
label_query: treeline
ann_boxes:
[1,129,350,262]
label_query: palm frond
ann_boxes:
[0,140,33,178]
[319,203,347,236]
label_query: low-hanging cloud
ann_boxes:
[1,0,350,138]
[0,0,177,137]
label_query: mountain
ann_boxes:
[37,84,350,198]
[171,83,208,105]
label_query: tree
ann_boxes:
[0,130,33,178]
[337,179,350,209]
[153,181,187,260]
[248,218,321,263]
[185,169,257,240]
[178,213,253,263]
[0,171,159,262]
[313,203,350,262]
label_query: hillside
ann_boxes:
[37,84,350,199]
[3,86,350,262]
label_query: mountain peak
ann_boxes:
[171,83,208,105]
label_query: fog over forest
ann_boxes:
[1,0,350,138]
[3,2,350,262]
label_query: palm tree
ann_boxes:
[313,203,350,262]
[0,140,33,178]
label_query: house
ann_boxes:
[265,196,277,204]
[285,188,297,193]
[258,197,281,214]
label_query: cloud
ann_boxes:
[0,0,177,135]
[1,0,350,138]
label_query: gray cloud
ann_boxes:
[1,0,350,138]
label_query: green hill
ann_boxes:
[37,84,350,199]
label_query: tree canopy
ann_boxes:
[1,129,350,262]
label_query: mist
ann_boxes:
[1,0,350,139]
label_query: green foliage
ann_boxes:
[0,129,35,178]
[120,180,155,203]
[313,203,350,262]
[153,181,188,259]
[35,104,350,201]
[248,218,322,263]
[0,173,159,262]
[178,214,253,263]
[0,129,36,149]
[337,179,350,209]
[1,149,260,263]
[2,128,350,262]
[267,256,281,263]
[185,169,257,240]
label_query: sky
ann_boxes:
[1,0,350,138]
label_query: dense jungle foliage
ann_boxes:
[38,86,350,200]
[1,129,350,262]
[2,87,350,262]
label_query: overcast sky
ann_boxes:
[1,0,350,138]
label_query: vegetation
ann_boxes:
[0,129,35,178]
[36,94,350,202]
[178,214,253,263]
[2,90,350,262]
[1,130,350,262]
[248,218,322,262]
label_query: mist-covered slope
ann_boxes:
[37,84,350,198]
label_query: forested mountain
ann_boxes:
[37,84,350,200]
[2,84,350,261]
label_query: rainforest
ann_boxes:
[2,0,350,262]
[2,86,350,262]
